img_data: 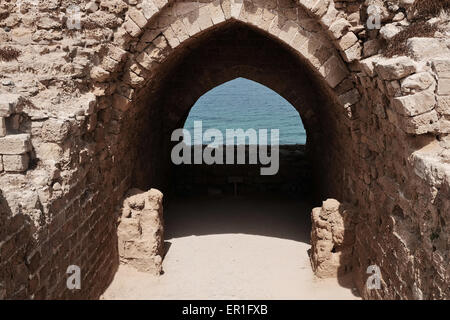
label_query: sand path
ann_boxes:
[102,195,359,300]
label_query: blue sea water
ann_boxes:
[183,78,306,145]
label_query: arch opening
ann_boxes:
[124,22,351,205]
[183,77,307,145]
[171,77,311,198]
[104,20,358,299]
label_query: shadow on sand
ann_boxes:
[164,192,314,244]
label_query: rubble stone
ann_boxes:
[118,188,164,275]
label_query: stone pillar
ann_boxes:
[310,199,356,278]
[117,188,164,275]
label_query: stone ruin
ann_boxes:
[310,199,355,278]
[0,0,449,299]
[117,188,164,276]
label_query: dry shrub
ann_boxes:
[412,0,450,19]
[0,47,21,61]
[383,21,438,57]
[381,0,450,57]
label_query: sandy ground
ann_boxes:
[101,194,360,300]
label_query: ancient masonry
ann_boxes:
[117,188,164,275]
[0,0,449,299]
[310,199,355,278]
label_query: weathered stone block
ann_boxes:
[319,55,349,88]
[407,38,450,61]
[0,94,20,117]
[174,1,199,16]
[401,72,435,94]
[438,119,450,134]
[107,44,127,62]
[359,56,379,77]
[123,69,146,88]
[268,15,285,37]
[85,1,98,13]
[299,0,329,18]
[230,0,244,19]
[379,23,402,40]
[310,199,355,278]
[123,18,142,37]
[162,26,180,48]
[328,18,351,39]
[342,42,362,62]
[402,110,439,135]
[375,57,416,80]
[278,20,299,44]
[363,39,381,57]
[432,59,450,78]
[41,119,70,143]
[136,51,153,71]
[436,96,450,116]
[118,188,164,275]
[182,11,201,36]
[291,29,310,52]
[170,19,189,43]
[437,78,450,96]
[0,134,31,154]
[391,90,436,117]
[34,143,62,161]
[337,31,358,51]
[320,2,338,28]
[128,9,148,29]
[0,118,6,137]
[210,0,226,25]
[197,4,214,30]
[90,66,110,82]
[153,0,168,9]
[2,153,29,172]
[101,57,120,73]
[141,0,159,20]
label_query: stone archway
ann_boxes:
[109,15,357,289]
[0,0,449,300]
[126,22,353,197]
[95,0,360,201]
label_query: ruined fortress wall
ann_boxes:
[0,0,449,299]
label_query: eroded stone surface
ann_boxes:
[310,199,355,278]
[118,188,164,275]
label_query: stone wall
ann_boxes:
[0,0,449,299]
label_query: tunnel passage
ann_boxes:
[125,22,353,204]
[103,21,358,296]
[109,21,358,293]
